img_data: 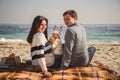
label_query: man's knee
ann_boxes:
[88,47,96,54]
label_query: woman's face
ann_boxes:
[38,20,47,33]
[63,14,77,27]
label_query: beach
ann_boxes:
[0,40,120,75]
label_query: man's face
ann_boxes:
[63,14,77,27]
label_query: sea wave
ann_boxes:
[0,24,120,43]
[88,40,120,44]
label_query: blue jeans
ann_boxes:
[87,47,96,65]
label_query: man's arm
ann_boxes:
[61,29,75,69]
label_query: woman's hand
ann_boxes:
[49,36,55,43]
[43,70,52,77]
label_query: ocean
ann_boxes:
[0,24,120,43]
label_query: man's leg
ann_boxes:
[87,47,96,66]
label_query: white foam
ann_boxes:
[0,38,26,42]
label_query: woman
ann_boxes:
[27,16,54,77]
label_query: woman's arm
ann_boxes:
[44,36,56,53]
[32,34,48,72]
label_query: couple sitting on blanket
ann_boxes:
[27,10,96,77]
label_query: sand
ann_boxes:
[89,43,120,75]
[0,40,120,75]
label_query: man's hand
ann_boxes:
[59,65,68,70]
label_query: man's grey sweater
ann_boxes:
[61,23,89,69]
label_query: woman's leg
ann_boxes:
[87,47,96,66]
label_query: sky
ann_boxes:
[0,0,120,24]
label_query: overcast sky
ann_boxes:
[0,0,120,24]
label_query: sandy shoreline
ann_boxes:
[0,40,120,75]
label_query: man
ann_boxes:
[61,10,96,69]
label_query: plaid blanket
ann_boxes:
[0,61,118,80]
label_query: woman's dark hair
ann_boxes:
[63,10,78,20]
[27,16,48,44]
